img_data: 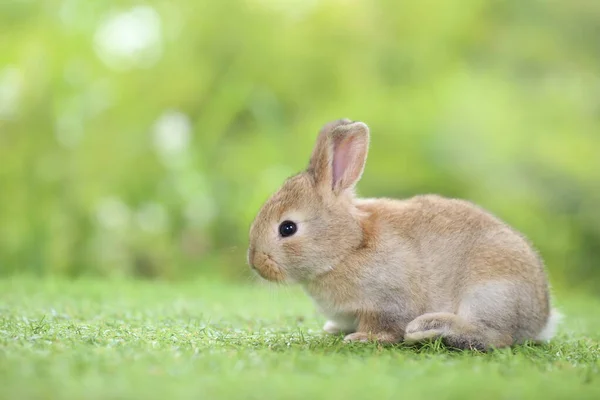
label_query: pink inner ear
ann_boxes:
[332,136,353,187]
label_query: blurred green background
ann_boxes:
[1,0,598,293]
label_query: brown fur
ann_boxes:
[248,120,559,350]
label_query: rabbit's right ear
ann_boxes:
[307,119,370,196]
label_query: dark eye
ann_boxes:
[278,220,297,238]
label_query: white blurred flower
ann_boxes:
[0,67,22,119]
[136,202,169,234]
[153,110,192,159]
[93,5,163,71]
[96,197,131,230]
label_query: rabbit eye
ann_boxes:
[279,220,297,238]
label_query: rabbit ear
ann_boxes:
[308,120,370,195]
[331,122,370,192]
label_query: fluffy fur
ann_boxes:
[247,119,559,350]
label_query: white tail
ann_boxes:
[536,308,563,342]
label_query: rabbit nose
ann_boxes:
[247,246,257,269]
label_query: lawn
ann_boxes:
[0,277,598,400]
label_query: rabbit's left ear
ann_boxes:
[308,120,370,195]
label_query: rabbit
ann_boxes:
[247,119,561,350]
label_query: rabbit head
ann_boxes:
[247,119,370,283]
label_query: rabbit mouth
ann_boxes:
[251,252,286,282]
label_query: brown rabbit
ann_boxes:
[247,119,560,350]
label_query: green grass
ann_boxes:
[0,278,598,400]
